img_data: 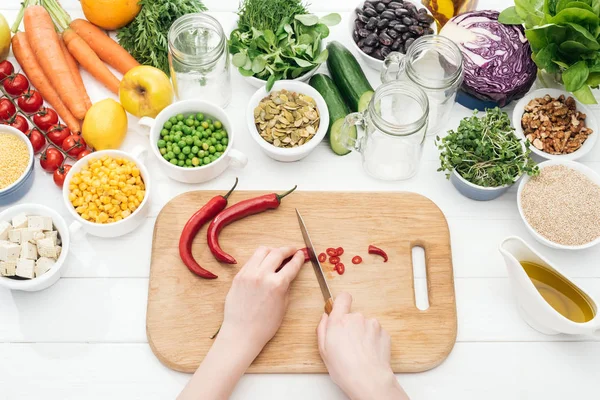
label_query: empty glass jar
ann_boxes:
[168,13,232,108]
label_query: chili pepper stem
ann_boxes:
[223,177,239,200]
[276,185,297,202]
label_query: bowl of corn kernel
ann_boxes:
[62,150,151,237]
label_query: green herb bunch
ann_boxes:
[229,0,341,90]
[117,0,207,75]
[499,0,600,104]
[436,108,539,188]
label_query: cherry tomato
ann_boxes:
[40,147,65,173]
[326,248,337,257]
[53,164,72,188]
[352,256,362,265]
[47,124,71,146]
[0,61,14,80]
[9,114,28,133]
[336,247,344,256]
[318,253,326,263]
[76,149,92,160]
[3,73,29,96]
[27,128,46,154]
[0,98,16,121]
[61,134,86,156]
[329,256,340,265]
[17,90,43,114]
[33,108,59,132]
[334,263,345,275]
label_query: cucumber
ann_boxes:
[326,41,374,113]
[309,74,356,155]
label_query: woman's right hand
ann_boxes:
[317,293,410,400]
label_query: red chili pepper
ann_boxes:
[368,245,388,262]
[179,178,238,279]
[276,248,310,273]
[318,253,326,263]
[336,247,344,256]
[335,263,345,275]
[329,256,340,265]
[326,248,337,257]
[208,185,297,264]
[352,256,362,264]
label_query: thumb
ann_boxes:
[329,292,352,320]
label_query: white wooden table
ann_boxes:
[1,0,599,399]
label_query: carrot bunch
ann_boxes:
[11,0,139,133]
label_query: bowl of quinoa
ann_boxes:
[517,160,600,250]
[0,125,35,205]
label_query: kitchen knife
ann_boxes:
[295,209,334,314]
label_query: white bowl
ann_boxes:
[350,0,437,70]
[62,149,151,238]
[517,160,600,250]
[512,89,598,161]
[243,64,321,88]
[0,204,70,291]
[246,80,329,162]
[0,125,35,205]
[139,100,247,183]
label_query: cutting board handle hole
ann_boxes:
[412,245,430,311]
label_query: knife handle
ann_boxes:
[324,298,334,315]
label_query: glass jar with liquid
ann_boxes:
[422,0,478,26]
[168,13,232,108]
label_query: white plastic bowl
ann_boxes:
[62,149,151,238]
[246,80,329,162]
[0,204,70,291]
[517,160,600,250]
[512,88,598,161]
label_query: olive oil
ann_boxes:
[521,261,596,323]
[422,0,478,26]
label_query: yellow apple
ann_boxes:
[119,66,173,118]
[0,14,10,61]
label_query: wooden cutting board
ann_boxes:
[147,191,456,373]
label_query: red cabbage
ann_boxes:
[441,10,536,107]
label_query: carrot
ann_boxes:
[59,37,92,111]
[62,29,120,95]
[23,6,87,120]
[11,32,81,133]
[70,19,139,75]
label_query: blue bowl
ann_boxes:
[456,90,500,111]
[0,126,35,206]
[450,170,513,201]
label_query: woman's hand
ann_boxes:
[317,293,410,400]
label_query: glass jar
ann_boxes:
[381,35,463,135]
[168,13,231,108]
[340,81,429,181]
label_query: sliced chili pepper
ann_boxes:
[329,256,340,265]
[335,263,345,275]
[336,247,344,256]
[368,245,388,262]
[326,248,337,257]
[179,178,238,279]
[276,248,310,273]
[208,186,297,264]
[352,256,362,265]
[318,253,326,263]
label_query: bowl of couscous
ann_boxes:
[0,125,35,206]
[61,150,151,238]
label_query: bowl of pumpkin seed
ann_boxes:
[246,81,329,162]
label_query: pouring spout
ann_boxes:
[499,236,537,273]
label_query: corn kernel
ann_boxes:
[71,176,81,185]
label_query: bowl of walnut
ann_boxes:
[512,89,598,161]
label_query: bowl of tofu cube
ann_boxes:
[0,204,69,291]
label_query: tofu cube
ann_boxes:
[32,231,45,242]
[8,228,23,244]
[55,245,62,258]
[20,241,38,260]
[21,229,43,244]
[44,231,59,245]
[37,238,58,258]
[27,215,53,231]
[16,258,35,279]
[35,257,55,277]
[0,260,16,277]
[0,240,21,261]
[0,221,10,240]
[11,213,28,229]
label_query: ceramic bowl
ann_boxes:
[450,169,514,201]
[243,65,321,88]
[246,80,329,162]
[517,160,600,250]
[139,100,247,183]
[0,204,70,291]
[512,88,598,161]
[61,149,151,238]
[0,125,35,206]
[349,0,437,70]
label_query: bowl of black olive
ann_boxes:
[350,0,437,69]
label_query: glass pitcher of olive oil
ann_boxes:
[422,0,478,26]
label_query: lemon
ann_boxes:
[0,14,11,61]
[82,99,128,150]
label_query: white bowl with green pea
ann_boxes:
[139,100,248,183]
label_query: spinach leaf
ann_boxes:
[563,60,590,90]
[545,0,559,15]
[572,84,597,102]
[564,22,600,49]
[499,6,524,23]
[534,43,561,72]
[586,71,600,86]
[559,1,595,13]
[525,24,567,51]
[551,8,600,28]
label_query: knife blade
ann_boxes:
[295,209,334,314]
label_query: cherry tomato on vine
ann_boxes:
[53,164,72,188]
[33,108,59,132]
[0,61,14,80]
[47,123,70,146]
[77,149,92,160]
[17,90,43,114]
[0,98,16,121]
[62,134,86,156]
[27,128,46,154]
[2,73,29,96]
[40,147,65,173]
[8,114,28,133]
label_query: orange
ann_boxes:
[81,0,141,31]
